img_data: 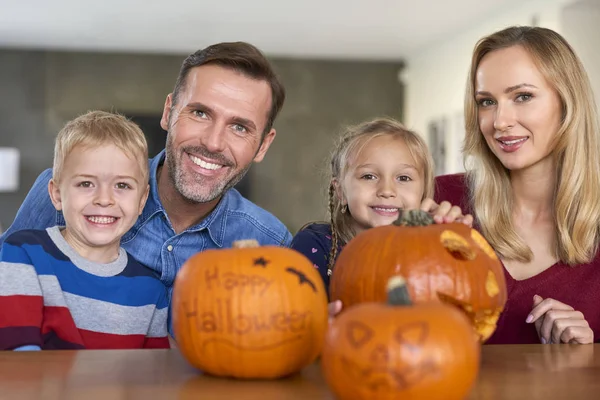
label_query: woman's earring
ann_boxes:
[341,204,348,214]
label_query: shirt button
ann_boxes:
[167,245,173,252]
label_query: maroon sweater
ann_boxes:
[435,173,600,344]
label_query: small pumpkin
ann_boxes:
[322,276,480,400]
[172,239,329,379]
[330,209,507,342]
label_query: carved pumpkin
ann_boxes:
[322,276,480,400]
[172,239,329,379]
[330,209,507,342]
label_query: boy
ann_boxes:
[0,111,169,350]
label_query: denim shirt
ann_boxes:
[1,150,293,303]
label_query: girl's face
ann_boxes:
[475,45,562,172]
[338,135,425,234]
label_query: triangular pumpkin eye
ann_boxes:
[394,321,429,353]
[440,230,476,260]
[346,321,374,349]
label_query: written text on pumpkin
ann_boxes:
[183,266,312,336]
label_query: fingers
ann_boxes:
[456,214,474,227]
[419,198,438,213]
[559,325,594,344]
[539,310,584,344]
[328,300,342,321]
[527,296,591,344]
[419,199,472,225]
[527,296,573,324]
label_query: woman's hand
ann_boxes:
[419,198,474,227]
[527,295,594,344]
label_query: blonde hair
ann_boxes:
[326,117,435,274]
[464,26,600,264]
[53,110,149,184]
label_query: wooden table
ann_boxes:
[1,344,599,399]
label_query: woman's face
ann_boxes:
[474,45,563,172]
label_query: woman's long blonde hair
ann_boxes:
[326,117,435,274]
[464,26,600,265]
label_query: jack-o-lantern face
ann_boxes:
[322,277,480,400]
[172,240,329,379]
[338,320,438,392]
[330,210,507,342]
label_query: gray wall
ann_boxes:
[0,49,404,234]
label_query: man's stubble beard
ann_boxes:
[165,133,253,204]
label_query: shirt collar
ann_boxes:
[142,149,229,247]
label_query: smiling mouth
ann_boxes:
[188,153,225,171]
[496,137,528,146]
[86,216,118,224]
[371,207,401,214]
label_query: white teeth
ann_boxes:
[189,154,222,170]
[500,138,527,145]
[87,216,116,224]
[373,207,399,212]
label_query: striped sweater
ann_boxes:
[0,226,169,350]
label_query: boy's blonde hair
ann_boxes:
[53,111,149,184]
[326,117,435,274]
[464,26,600,265]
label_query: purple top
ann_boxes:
[435,173,600,344]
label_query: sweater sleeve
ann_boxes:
[0,238,44,350]
[143,286,170,349]
[291,225,333,294]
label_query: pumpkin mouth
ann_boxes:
[200,336,303,352]
[340,356,436,392]
[436,292,501,342]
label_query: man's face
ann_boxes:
[161,64,276,203]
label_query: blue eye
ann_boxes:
[515,93,533,103]
[478,98,495,107]
[232,124,247,134]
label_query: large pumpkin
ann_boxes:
[330,209,507,342]
[172,239,329,379]
[322,276,480,400]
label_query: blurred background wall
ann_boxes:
[0,0,598,234]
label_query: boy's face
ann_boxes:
[339,135,425,234]
[49,144,149,259]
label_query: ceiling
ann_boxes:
[0,0,527,60]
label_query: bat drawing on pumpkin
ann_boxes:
[285,267,317,293]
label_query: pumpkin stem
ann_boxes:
[232,239,260,248]
[393,209,435,227]
[386,276,412,306]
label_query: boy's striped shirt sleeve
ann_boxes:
[0,241,44,350]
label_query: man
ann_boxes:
[0,42,292,301]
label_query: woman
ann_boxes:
[434,26,600,345]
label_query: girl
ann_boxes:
[292,117,472,295]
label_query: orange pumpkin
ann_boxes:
[322,276,480,400]
[172,239,329,379]
[330,209,507,342]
